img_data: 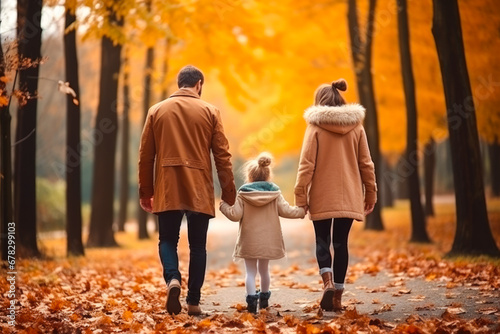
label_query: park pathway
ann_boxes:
[196,215,500,325]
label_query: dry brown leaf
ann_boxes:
[344,298,364,305]
[446,307,466,315]
[415,304,435,311]
[283,314,299,327]
[398,289,411,294]
[370,303,393,315]
[230,303,246,312]
[477,307,498,315]
[367,286,387,293]
[408,295,426,302]
[122,310,133,321]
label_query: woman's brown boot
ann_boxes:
[333,288,344,312]
[320,272,335,311]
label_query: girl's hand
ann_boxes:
[364,202,375,215]
[300,205,309,214]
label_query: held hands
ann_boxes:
[140,196,154,213]
[364,202,375,215]
[300,205,309,214]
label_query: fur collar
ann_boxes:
[304,103,366,126]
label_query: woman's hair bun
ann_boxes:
[332,79,347,92]
[257,152,272,167]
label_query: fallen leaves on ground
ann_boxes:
[1,201,499,333]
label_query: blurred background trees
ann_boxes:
[64,2,84,256]
[0,0,499,259]
[14,0,43,257]
[432,0,499,256]
[396,0,429,243]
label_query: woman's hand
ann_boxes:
[364,202,375,215]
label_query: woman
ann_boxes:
[294,79,377,312]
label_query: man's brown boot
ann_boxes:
[320,272,335,311]
[165,279,181,315]
[333,288,344,312]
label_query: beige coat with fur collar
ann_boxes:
[294,103,377,221]
[220,182,305,260]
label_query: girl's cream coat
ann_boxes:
[294,104,377,221]
[220,182,305,260]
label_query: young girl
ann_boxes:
[294,79,377,312]
[220,153,305,313]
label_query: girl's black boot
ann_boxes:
[246,293,259,314]
[259,291,271,309]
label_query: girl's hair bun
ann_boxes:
[332,79,347,92]
[257,152,272,167]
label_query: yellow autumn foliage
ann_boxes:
[50,0,500,162]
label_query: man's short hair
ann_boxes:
[177,65,204,88]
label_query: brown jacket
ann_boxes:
[294,104,377,221]
[220,182,305,260]
[138,88,236,217]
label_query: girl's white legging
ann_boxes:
[244,258,270,296]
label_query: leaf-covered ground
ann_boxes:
[1,198,500,333]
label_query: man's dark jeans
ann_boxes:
[158,210,210,305]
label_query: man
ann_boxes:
[138,65,236,315]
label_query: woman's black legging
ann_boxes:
[313,218,353,283]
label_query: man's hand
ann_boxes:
[140,196,154,213]
[364,202,375,215]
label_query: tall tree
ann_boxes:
[136,46,154,240]
[424,137,436,216]
[396,0,430,243]
[64,3,84,256]
[347,0,384,230]
[0,1,13,261]
[137,45,154,240]
[432,0,499,256]
[117,49,130,232]
[136,0,155,239]
[488,140,500,197]
[380,157,394,208]
[14,0,42,257]
[160,38,171,101]
[87,9,123,247]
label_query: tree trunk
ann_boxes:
[117,49,130,232]
[137,46,154,240]
[160,38,171,101]
[87,17,123,248]
[14,0,42,257]
[432,0,499,256]
[488,140,500,197]
[381,157,394,208]
[396,0,430,243]
[395,156,409,199]
[424,137,436,216]
[64,6,85,256]
[347,0,384,231]
[0,12,13,261]
[153,38,171,233]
